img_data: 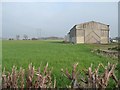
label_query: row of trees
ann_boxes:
[16,34,28,40]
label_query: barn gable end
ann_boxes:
[68,21,109,44]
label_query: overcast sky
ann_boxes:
[2,2,118,38]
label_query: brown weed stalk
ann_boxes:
[61,62,119,89]
[2,63,54,89]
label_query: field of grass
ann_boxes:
[2,40,118,87]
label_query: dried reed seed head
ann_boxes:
[44,63,49,74]
[61,68,64,72]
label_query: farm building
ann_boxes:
[66,21,109,44]
[64,32,70,42]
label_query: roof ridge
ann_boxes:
[76,21,109,26]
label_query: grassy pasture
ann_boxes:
[2,40,118,87]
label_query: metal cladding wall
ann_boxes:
[76,29,85,43]
[69,25,76,43]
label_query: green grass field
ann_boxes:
[2,40,118,87]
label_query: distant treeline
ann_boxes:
[7,36,64,40]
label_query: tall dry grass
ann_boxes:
[61,62,119,89]
[2,63,55,89]
[2,62,120,89]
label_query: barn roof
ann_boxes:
[76,21,109,26]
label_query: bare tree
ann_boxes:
[23,34,28,40]
[16,35,20,40]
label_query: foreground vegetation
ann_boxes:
[2,40,118,87]
[2,63,119,88]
